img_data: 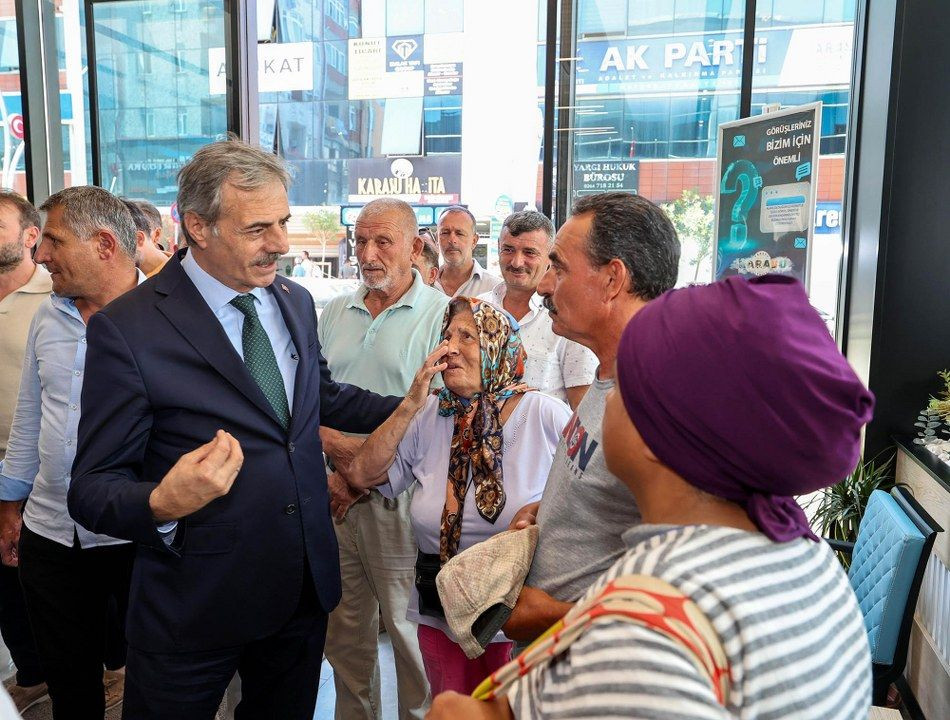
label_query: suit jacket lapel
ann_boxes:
[269,279,311,439]
[154,255,284,429]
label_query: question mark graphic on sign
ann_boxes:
[720,159,761,248]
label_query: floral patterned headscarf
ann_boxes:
[435,297,529,563]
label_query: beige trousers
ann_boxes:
[324,491,430,719]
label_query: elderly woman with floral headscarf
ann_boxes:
[338,297,572,695]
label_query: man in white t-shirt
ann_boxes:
[478,211,596,410]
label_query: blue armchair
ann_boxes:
[827,487,942,708]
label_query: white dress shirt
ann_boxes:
[435,258,501,298]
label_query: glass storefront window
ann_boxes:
[753,1,856,330]
[0,0,858,332]
[562,0,856,328]
[262,0,546,280]
[87,1,229,206]
[568,0,746,286]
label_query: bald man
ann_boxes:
[319,198,448,719]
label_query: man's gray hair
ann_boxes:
[177,138,291,246]
[501,210,554,243]
[120,198,151,235]
[39,186,137,259]
[437,205,477,233]
[135,199,163,233]
[571,192,680,300]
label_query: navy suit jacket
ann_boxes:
[68,252,400,653]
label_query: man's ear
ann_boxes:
[21,225,40,251]
[410,235,423,262]
[602,258,629,302]
[183,211,211,250]
[95,229,121,259]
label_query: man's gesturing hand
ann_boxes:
[148,430,244,523]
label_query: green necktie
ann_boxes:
[229,294,291,430]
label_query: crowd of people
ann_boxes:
[0,138,876,720]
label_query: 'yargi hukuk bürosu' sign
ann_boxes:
[571,161,638,198]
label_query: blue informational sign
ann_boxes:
[340,205,443,227]
[713,103,822,287]
[386,35,424,73]
[573,25,852,96]
[413,206,435,226]
[340,206,362,226]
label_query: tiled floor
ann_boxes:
[314,633,399,720]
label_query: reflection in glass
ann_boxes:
[89,1,228,205]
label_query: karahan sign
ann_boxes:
[347,157,461,204]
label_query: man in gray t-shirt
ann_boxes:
[501,192,680,643]
[525,376,640,601]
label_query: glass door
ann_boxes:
[85,0,230,206]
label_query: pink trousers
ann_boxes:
[417,624,513,696]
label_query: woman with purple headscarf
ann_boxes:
[427,275,873,720]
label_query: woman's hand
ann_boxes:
[405,341,449,412]
[344,342,447,491]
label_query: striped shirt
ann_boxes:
[509,524,871,719]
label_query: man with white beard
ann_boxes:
[318,198,447,719]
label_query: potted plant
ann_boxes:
[806,451,899,568]
[929,369,950,416]
[914,369,950,464]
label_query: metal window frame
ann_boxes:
[15,0,65,206]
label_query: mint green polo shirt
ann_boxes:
[318,269,449,398]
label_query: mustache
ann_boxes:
[252,252,281,267]
[542,296,556,314]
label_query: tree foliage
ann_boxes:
[662,190,715,283]
[302,210,341,252]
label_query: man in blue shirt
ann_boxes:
[0,187,142,718]
[67,140,401,720]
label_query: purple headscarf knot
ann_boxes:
[615,275,874,542]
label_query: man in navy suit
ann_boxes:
[67,140,401,719]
